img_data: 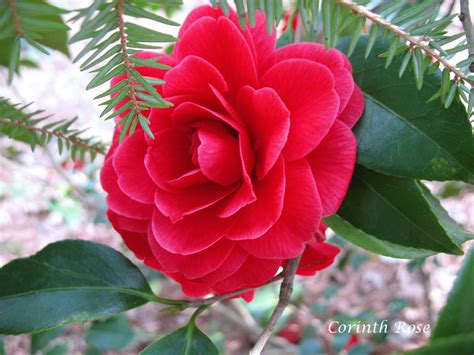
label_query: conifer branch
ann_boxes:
[6,0,24,37]
[0,97,107,161]
[335,0,472,85]
[0,118,106,155]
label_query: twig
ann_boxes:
[213,302,298,351]
[7,0,24,37]
[249,256,302,355]
[335,0,473,85]
[0,117,106,155]
[116,0,140,115]
[459,0,474,72]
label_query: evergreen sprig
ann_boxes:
[0,97,107,162]
[212,0,284,32]
[0,0,70,83]
[70,0,181,140]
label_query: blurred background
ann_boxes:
[0,0,473,354]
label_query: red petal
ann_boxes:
[337,85,364,128]
[172,102,255,198]
[296,241,340,276]
[197,246,248,285]
[100,157,154,220]
[154,183,236,222]
[197,121,242,185]
[217,175,255,218]
[240,159,322,258]
[147,227,236,279]
[260,59,339,160]
[107,210,151,260]
[107,210,149,233]
[237,86,290,179]
[175,16,258,97]
[151,207,233,255]
[167,168,208,188]
[113,131,156,204]
[262,43,353,114]
[178,5,223,38]
[164,55,228,98]
[226,157,285,240]
[169,273,213,298]
[214,256,281,291]
[306,120,356,216]
[144,128,194,190]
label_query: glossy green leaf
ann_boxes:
[141,322,218,355]
[327,166,463,257]
[339,37,474,183]
[431,247,474,339]
[406,332,474,354]
[86,315,135,350]
[418,183,473,245]
[324,214,436,259]
[31,326,65,354]
[0,240,155,335]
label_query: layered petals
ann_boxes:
[260,59,339,160]
[307,120,357,216]
[101,5,363,299]
[240,159,322,258]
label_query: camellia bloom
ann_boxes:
[101,6,363,299]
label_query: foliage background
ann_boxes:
[0,0,473,354]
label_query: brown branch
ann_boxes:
[249,256,302,355]
[0,117,106,155]
[212,302,298,352]
[334,0,473,85]
[116,0,140,115]
[459,0,474,72]
[7,0,24,37]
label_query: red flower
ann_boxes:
[100,6,363,298]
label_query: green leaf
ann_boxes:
[418,183,473,245]
[339,36,474,183]
[141,322,218,355]
[8,37,21,84]
[406,332,474,354]
[86,315,135,350]
[0,240,156,335]
[431,247,474,339]
[327,166,463,257]
[324,214,436,259]
[0,336,5,355]
[31,326,65,354]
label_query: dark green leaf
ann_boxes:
[31,326,65,354]
[431,247,474,339]
[326,166,463,257]
[325,214,437,259]
[406,332,474,354]
[0,240,155,335]
[86,315,135,350]
[141,322,218,355]
[8,37,21,84]
[418,183,473,245]
[339,36,474,183]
